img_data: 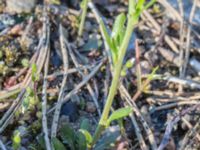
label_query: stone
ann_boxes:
[6,0,37,14]
[86,102,96,113]
[61,102,78,122]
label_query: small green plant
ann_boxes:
[51,107,132,150]
[12,130,21,150]
[51,120,89,150]
[91,0,156,146]
[21,87,35,113]
[21,58,29,67]
[31,63,39,82]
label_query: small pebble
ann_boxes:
[61,102,78,122]
[86,102,96,113]
[51,51,62,68]
[6,0,37,14]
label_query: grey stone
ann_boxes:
[6,0,37,13]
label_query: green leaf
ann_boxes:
[79,129,92,144]
[31,63,39,82]
[147,66,159,81]
[60,123,75,150]
[36,134,46,149]
[125,58,135,68]
[52,137,66,150]
[31,63,37,74]
[112,13,126,51]
[80,118,90,130]
[136,0,145,11]
[120,67,127,77]
[100,20,113,50]
[12,130,21,150]
[76,132,87,150]
[112,13,126,41]
[99,19,118,59]
[107,107,133,126]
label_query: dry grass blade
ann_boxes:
[120,88,148,150]
[158,103,200,150]
[51,24,69,138]
[178,0,185,92]
[0,89,25,133]
[67,42,102,116]
[180,120,200,150]
[0,139,6,150]
[48,58,106,114]
[42,50,51,150]
[119,84,157,150]
[135,39,142,91]
[181,0,197,81]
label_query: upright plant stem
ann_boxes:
[92,14,138,145]
[78,0,88,36]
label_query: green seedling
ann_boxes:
[142,66,159,92]
[31,63,39,82]
[92,0,156,146]
[51,119,91,150]
[121,58,135,77]
[21,58,29,67]
[12,130,21,150]
[21,85,40,114]
[51,115,128,150]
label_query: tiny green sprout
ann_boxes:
[121,58,135,76]
[152,4,161,13]
[31,63,39,82]
[120,68,127,77]
[22,87,36,113]
[12,130,21,150]
[0,50,3,59]
[21,58,29,67]
[147,66,159,81]
[143,66,159,92]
